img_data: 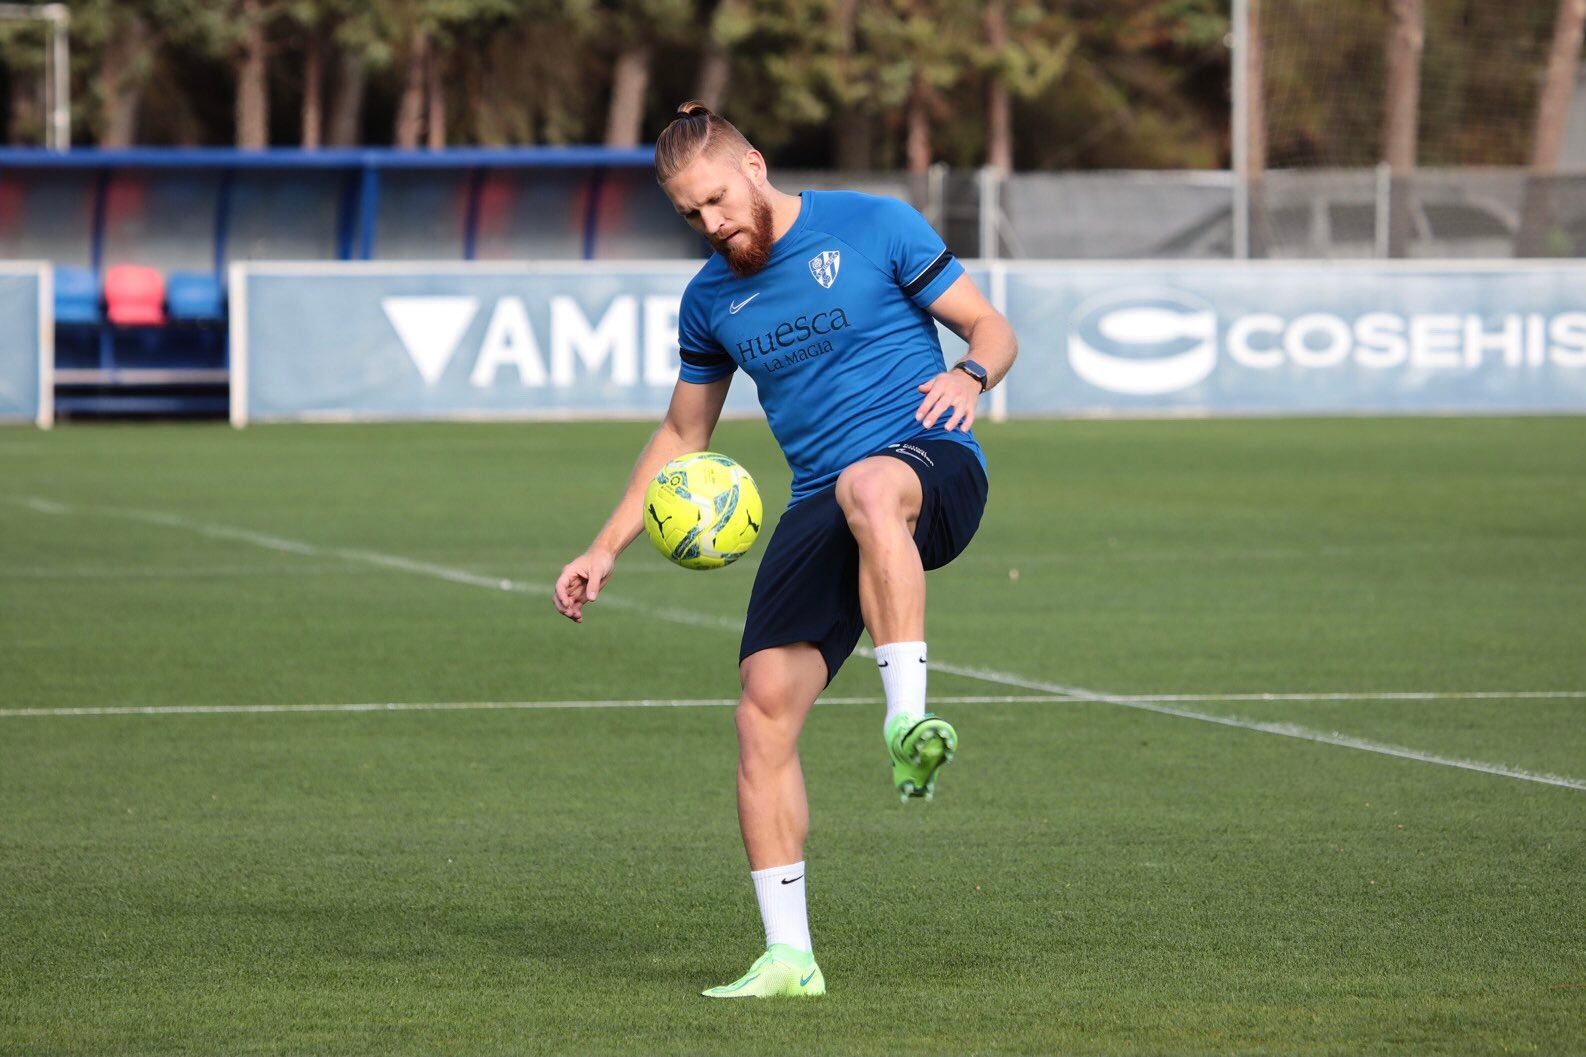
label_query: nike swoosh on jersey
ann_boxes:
[729,293,760,314]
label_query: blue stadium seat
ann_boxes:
[166,271,226,321]
[54,265,100,324]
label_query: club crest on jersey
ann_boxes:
[808,250,841,289]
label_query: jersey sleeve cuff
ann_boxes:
[678,347,737,384]
[904,251,964,308]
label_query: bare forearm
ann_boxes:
[590,422,702,557]
[964,312,1018,389]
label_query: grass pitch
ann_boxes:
[1,417,1583,1055]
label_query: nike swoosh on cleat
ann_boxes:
[780,875,803,885]
[729,293,759,314]
[799,968,818,986]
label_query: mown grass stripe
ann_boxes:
[0,694,1074,718]
[15,496,1584,793]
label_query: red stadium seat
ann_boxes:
[104,264,166,325]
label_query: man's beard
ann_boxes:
[713,191,775,277]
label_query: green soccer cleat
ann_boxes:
[700,943,826,998]
[886,712,958,801]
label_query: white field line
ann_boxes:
[0,562,385,581]
[0,694,1070,719]
[956,542,1447,566]
[9,689,1581,720]
[879,664,1586,791]
[1121,691,1586,703]
[120,509,319,556]
[12,496,1585,793]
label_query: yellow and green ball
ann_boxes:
[643,452,763,570]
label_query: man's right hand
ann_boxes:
[553,548,616,624]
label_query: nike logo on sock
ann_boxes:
[877,660,889,668]
[780,875,803,885]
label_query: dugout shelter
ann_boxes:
[0,146,692,415]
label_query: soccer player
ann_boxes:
[552,101,1017,998]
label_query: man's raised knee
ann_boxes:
[835,460,915,538]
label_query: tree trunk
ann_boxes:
[426,46,445,148]
[543,71,568,144]
[326,50,366,146]
[984,0,1011,172]
[1531,0,1586,172]
[694,47,730,113]
[469,54,500,145]
[1383,0,1424,256]
[8,66,38,145]
[605,45,650,147]
[2,65,13,144]
[831,0,867,167]
[301,34,323,149]
[835,117,872,169]
[235,0,270,149]
[905,78,931,174]
[394,26,428,148]
[99,12,153,147]
[1517,0,1586,255]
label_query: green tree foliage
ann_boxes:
[0,0,207,145]
[459,0,600,145]
[1259,0,1562,169]
[0,0,1534,171]
[1,0,1232,164]
[984,1,1076,101]
[1015,0,1229,169]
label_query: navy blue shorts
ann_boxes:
[738,439,989,685]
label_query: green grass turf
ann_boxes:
[1,417,1583,1054]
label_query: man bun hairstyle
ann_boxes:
[655,100,753,183]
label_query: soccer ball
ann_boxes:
[643,452,763,570]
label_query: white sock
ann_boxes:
[750,860,811,953]
[875,640,928,733]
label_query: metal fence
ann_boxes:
[978,166,1586,262]
[9,150,1586,275]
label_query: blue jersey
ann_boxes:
[676,190,984,506]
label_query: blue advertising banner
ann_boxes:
[0,266,49,426]
[234,261,1586,424]
[234,262,975,425]
[236,263,737,423]
[1003,262,1586,415]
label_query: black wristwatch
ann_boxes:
[953,359,989,392]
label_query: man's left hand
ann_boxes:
[915,370,981,433]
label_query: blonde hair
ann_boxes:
[654,100,753,183]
